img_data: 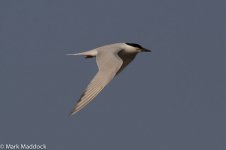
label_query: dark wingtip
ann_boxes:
[68,110,76,117]
[85,55,95,59]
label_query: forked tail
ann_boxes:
[66,49,97,58]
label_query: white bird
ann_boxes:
[67,43,151,116]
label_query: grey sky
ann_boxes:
[0,0,226,149]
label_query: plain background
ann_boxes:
[0,0,226,149]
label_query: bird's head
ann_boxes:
[125,43,151,53]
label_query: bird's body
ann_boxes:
[68,43,150,116]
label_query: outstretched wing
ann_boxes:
[69,50,123,116]
[116,50,137,75]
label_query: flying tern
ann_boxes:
[67,43,151,116]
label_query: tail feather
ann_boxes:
[66,53,83,56]
[66,49,97,57]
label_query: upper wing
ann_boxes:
[116,50,137,75]
[69,50,123,116]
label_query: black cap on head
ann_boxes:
[125,43,143,49]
